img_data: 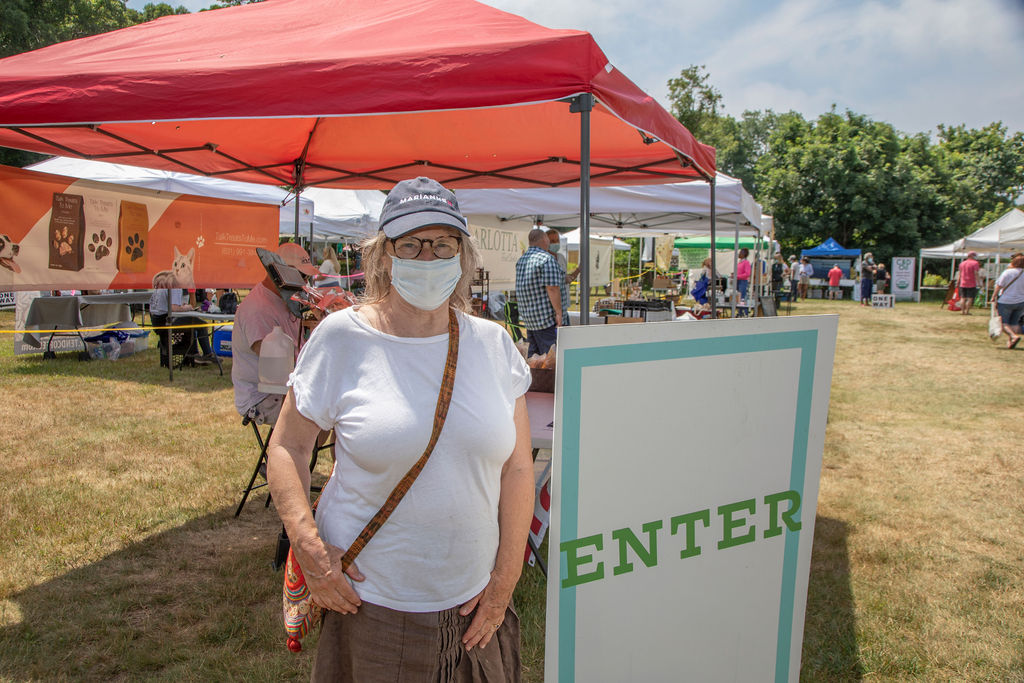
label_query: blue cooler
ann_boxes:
[213,327,233,357]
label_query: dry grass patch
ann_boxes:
[799,299,1024,681]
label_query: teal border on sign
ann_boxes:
[557,330,818,683]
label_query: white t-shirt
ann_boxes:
[149,288,183,316]
[231,282,301,416]
[289,307,531,612]
[996,267,1024,304]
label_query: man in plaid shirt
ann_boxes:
[515,228,564,356]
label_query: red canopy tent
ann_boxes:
[0,0,718,315]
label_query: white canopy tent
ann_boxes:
[459,173,764,316]
[564,229,630,251]
[917,209,1024,296]
[300,187,383,240]
[917,240,1000,295]
[955,208,1024,253]
[456,172,762,237]
[919,241,992,260]
[24,157,382,240]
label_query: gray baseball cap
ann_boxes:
[378,177,469,238]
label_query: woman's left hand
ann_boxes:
[459,571,515,651]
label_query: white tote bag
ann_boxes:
[988,302,1003,340]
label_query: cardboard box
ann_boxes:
[529,367,555,393]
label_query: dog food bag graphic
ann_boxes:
[117,200,149,273]
[48,192,86,271]
[83,197,117,270]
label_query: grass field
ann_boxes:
[0,299,1021,681]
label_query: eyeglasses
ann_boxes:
[390,235,462,260]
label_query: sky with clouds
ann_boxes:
[127,0,1024,137]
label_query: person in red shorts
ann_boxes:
[956,252,982,315]
[827,263,843,300]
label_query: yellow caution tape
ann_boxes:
[0,321,232,335]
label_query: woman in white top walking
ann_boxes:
[991,252,1024,349]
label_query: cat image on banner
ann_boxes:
[152,246,195,289]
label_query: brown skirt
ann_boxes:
[310,601,521,683]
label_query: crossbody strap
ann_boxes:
[997,269,1023,301]
[339,307,460,570]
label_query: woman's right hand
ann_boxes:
[294,537,365,614]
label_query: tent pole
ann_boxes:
[732,216,739,317]
[917,251,923,302]
[627,241,631,296]
[753,226,762,316]
[572,94,594,325]
[709,178,717,319]
[166,287,173,382]
[294,184,301,241]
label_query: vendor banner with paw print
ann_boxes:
[0,164,278,291]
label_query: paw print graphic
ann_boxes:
[196,236,205,248]
[52,226,75,256]
[88,230,113,260]
[124,233,145,262]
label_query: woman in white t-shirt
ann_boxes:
[267,177,533,682]
[991,252,1024,349]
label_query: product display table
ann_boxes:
[22,294,139,356]
[166,311,234,380]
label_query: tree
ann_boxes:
[758,108,953,264]
[137,3,189,22]
[665,66,1024,265]
[201,0,263,9]
[667,65,723,140]
[666,66,779,196]
[934,122,1024,231]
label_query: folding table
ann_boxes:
[166,310,234,381]
[22,294,137,359]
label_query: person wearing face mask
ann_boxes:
[267,177,534,681]
[545,228,581,325]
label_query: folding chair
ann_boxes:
[503,300,524,342]
[234,413,334,516]
[234,415,275,517]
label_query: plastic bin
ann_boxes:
[213,328,232,357]
[621,299,675,322]
[86,340,121,360]
[119,330,149,357]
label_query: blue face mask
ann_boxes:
[390,255,462,311]
[549,242,560,254]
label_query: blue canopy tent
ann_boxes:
[801,238,861,278]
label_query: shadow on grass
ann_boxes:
[6,347,231,393]
[801,515,862,681]
[0,502,310,682]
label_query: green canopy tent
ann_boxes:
[674,235,770,250]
